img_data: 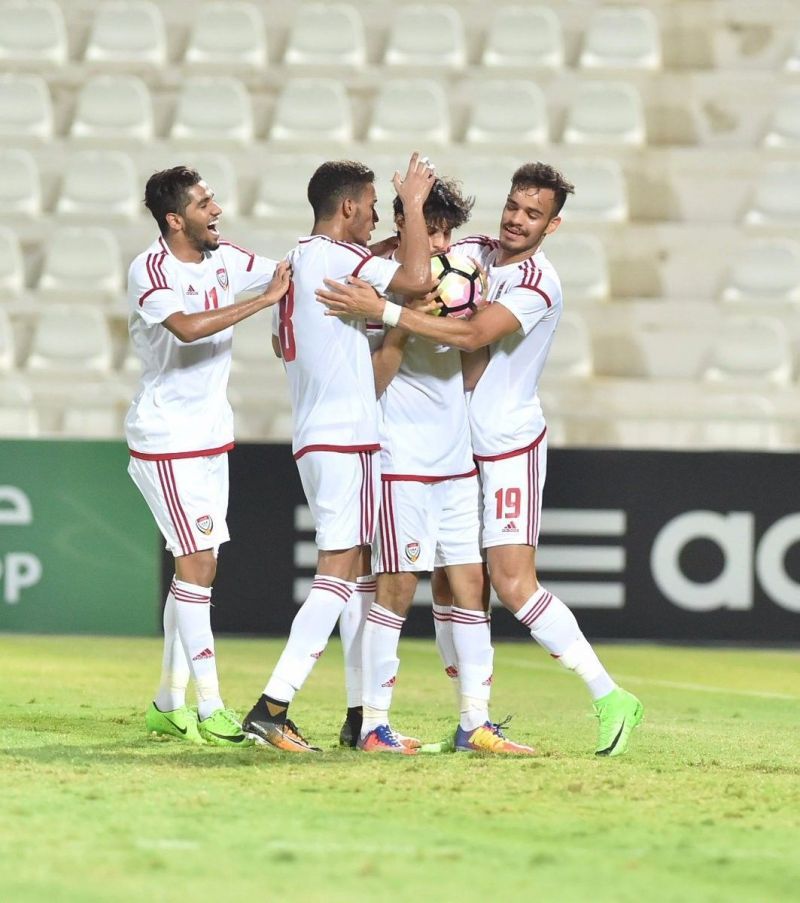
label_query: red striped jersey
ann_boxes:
[279,235,400,459]
[125,236,277,458]
[451,236,562,459]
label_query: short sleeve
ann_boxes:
[496,270,560,336]
[128,254,183,325]
[221,242,278,294]
[451,235,496,268]
[350,254,400,295]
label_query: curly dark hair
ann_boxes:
[307,160,375,220]
[393,176,474,230]
[144,166,201,235]
[511,162,575,216]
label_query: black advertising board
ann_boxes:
[161,444,800,643]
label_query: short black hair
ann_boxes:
[511,162,575,216]
[307,160,375,220]
[144,166,202,236]
[393,176,474,231]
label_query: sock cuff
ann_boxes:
[432,602,452,621]
[366,602,405,630]
[172,578,212,602]
[356,574,377,593]
[515,586,553,628]
[311,575,356,604]
[451,606,490,625]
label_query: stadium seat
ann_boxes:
[37,226,124,302]
[184,2,267,70]
[69,75,154,144]
[269,79,353,144]
[763,87,800,148]
[579,7,662,70]
[61,406,122,438]
[744,162,800,225]
[250,155,324,222]
[231,312,277,374]
[452,156,517,226]
[284,4,366,69]
[367,79,450,145]
[170,77,254,145]
[563,82,646,147]
[561,159,628,223]
[0,308,15,370]
[784,28,800,72]
[482,6,564,70]
[56,151,139,219]
[721,239,800,303]
[464,80,549,146]
[545,233,610,303]
[0,374,36,437]
[0,227,25,298]
[703,315,793,386]
[384,5,466,70]
[0,0,67,67]
[0,74,53,142]
[84,0,167,67]
[0,149,42,217]
[232,406,275,442]
[25,305,114,374]
[170,152,239,218]
[545,311,593,379]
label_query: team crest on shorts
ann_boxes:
[195,515,213,535]
[405,541,421,563]
[216,268,228,290]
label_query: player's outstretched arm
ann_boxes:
[318,275,520,353]
[164,260,291,344]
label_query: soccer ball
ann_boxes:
[430,253,487,320]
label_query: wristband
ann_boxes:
[381,300,402,327]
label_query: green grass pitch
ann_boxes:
[1,635,798,902]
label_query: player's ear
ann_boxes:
[544,216,562,237]
[165,211,183,233]
[342,197,355,219]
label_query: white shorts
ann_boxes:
[477,435,547,549]
[374,474,483,573]
[128,453,230,557]
[296,449,379,550]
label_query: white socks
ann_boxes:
[515,586,616,700]
[451,606,493,731]
[339,575,376,708]
[265,575,355,704]
[172,578,223,720]
[361,603,404,735]
[155,580,190,713]
[432,602,459,687]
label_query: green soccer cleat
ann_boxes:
[593,688,644,757]
[198,708,255,747]
[145,702,204,744]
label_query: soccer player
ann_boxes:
[317,162,645,757]
[126,166,290,746]
[240,153,436,752]
[352,177,534,755]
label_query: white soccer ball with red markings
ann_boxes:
[430,253,487,320]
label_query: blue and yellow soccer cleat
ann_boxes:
[145,702,204,744]
[454,718,536,755]
[593,688,644,757]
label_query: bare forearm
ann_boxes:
[394,204,435,294]
[461,348,489,391]
[395,305,480,352]
[372,328,410,398]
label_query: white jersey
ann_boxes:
[452,235,562,459]
[279,235,400,459]
[125,236,277,458]
[368,320,475,481]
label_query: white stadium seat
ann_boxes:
[744,163,800,225]
[482,6,564,71]
[250,155,324,222]
[0,227,25,298]
[722,239,800,303]
[545,311,593,380]
[545,233,610,303]
[26,306,114,374]
[0,375,36,437]
[184,2,267,70]
[37,226,124,302]
[61,406,122,438]
[85,0,167,67]
[284,4,366,69]
[464,80,549,146]
[0,74,53,142]
[763,88,800,148]
[453,156,517,225]
[269,79,353,144]
[170,77,254,145]
[704,316,793,386]
[785,28,800,72]
[563,81,646,147]
[70,75,154,144]
[384,5,466,70]
[579,7,662,70]
[0,308,15,370]
[561,159,628,223]
[367,79,450,145]
[0,149,42,217]
[56,151,139,219]
[173,153,239,218]
[0,0,67,67]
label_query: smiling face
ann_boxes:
[173,181,222,255]
[497,184,561,264]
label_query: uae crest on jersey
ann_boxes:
[196,515,213,535]
[216,268,228,290]
[405,541,421,563]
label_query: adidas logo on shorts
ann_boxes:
[502,521,519,533]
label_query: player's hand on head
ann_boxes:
[316,276,383,319]
[392,151,436,207]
